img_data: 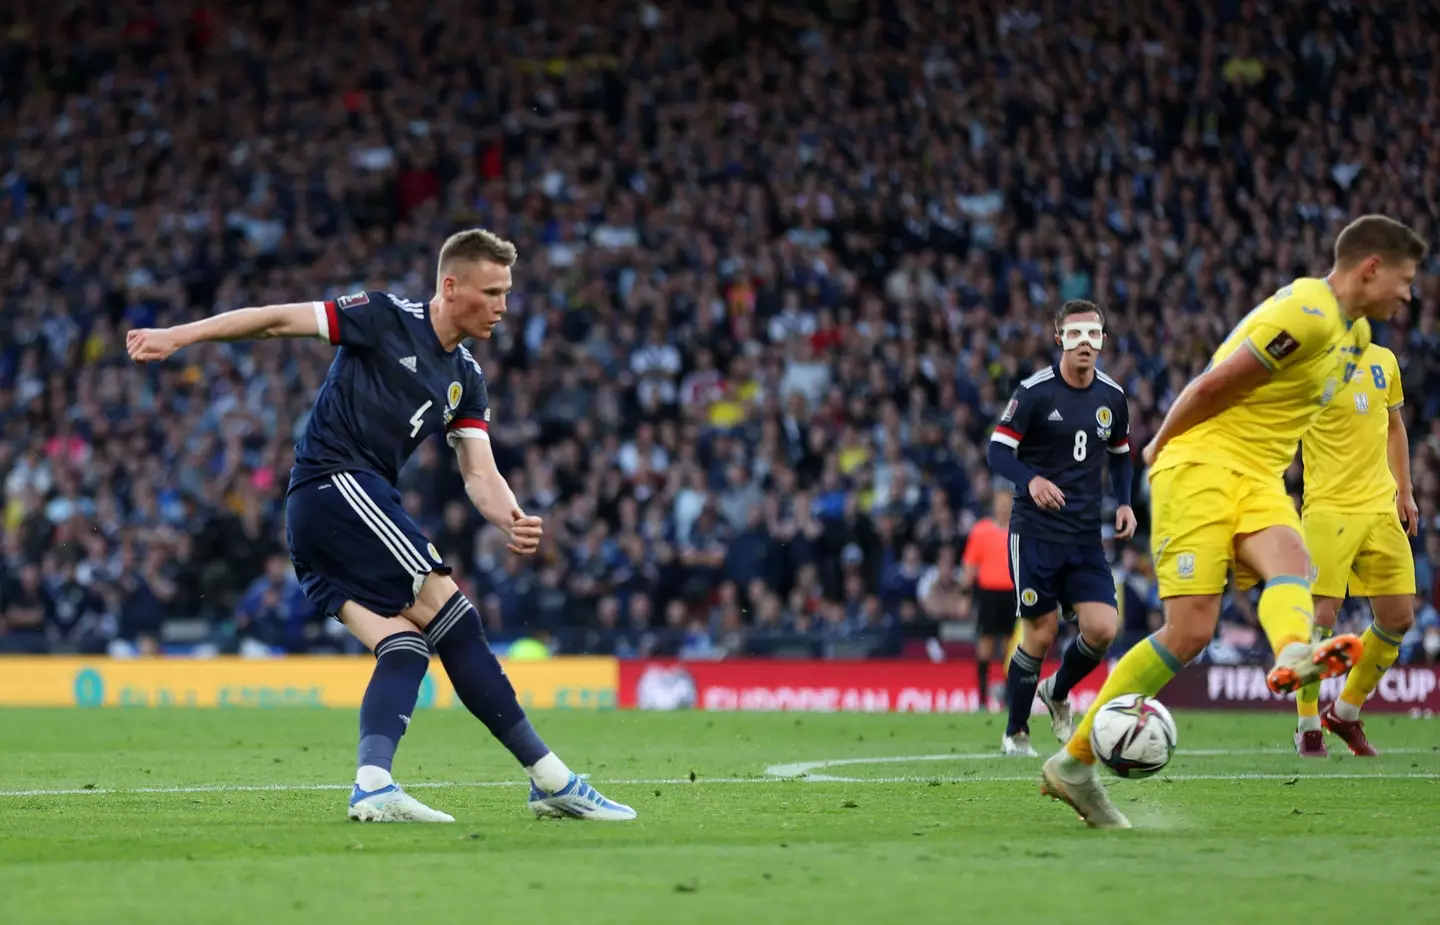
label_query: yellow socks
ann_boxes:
[1066,635,1182,763]
[1295,624,1333,731]
[1257,576,1313,654]
[1336,623,1404,719]
[1295,684,1321,725]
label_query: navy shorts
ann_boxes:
[286,470,450,618]
[1008,532,1116,619]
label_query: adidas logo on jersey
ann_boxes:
[1048,409,1064,422]
[399,356,417,373]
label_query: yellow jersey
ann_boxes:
[1153,277,1371,482]
[1300,343,1403,514]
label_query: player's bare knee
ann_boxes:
[1160,625,1210,662]
[1075,604,1118,650]
[1089,624,1117,651]
[1370,595,1415,636]
[1157,595,1221,662]
[402,571,461,630]
[1312,596,1342,629]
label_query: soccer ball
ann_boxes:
[1090,694,1178,779]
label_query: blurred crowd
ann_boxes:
[2,0,1439,664]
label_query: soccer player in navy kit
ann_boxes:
[985,301,1136,757]
[127,229,635,823]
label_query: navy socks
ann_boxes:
[1050,633,1108,701]
[1005,646,1043,737]
[426,591,551,767]
[357,631,430,774]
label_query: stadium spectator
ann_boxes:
[0,562,51,654]
[0,0,1437,667]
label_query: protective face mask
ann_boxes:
[1059,322,1104,351]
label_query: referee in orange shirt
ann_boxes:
[962,484,1017,711]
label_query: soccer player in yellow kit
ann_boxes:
[1293,341,1418,757]
[1040,215,1426,828]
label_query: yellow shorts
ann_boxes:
[1303,509,1416,599]
[1149,463,1302,598]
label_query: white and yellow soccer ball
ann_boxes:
[1090,694,1178,779]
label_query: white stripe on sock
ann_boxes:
[376,635,431,659]
[426,594,471,644]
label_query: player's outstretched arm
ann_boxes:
[1142,348,1271,465]
[454,434,543,556]
[127,303,324,362]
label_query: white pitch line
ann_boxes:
[762,748,1435,781]
[0,778,759,798]
[1,767,1437,798]
[756,772,1440,784]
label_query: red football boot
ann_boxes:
[1320,703,1379,757]
[1293,728,1328,758]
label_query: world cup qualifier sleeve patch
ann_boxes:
[335,291,370,310]
[1264,330,1300,361]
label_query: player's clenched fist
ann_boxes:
[1027,475,1066,510]
[1114,504,1138,540]
[127,328,182,363]
[507,507,543,556]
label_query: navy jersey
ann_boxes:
[289,290,491,491]
[991,364,1129,542]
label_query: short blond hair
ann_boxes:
[1334,215,1427,267]
[438,228,518,273]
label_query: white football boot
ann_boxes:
[1040,751,1130,829]
[529,773,637,821]
[1001,730,1039,757]
[1037,675,1075,742]
[348,783,455,823]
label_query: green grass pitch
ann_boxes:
[1,708,1436,925]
